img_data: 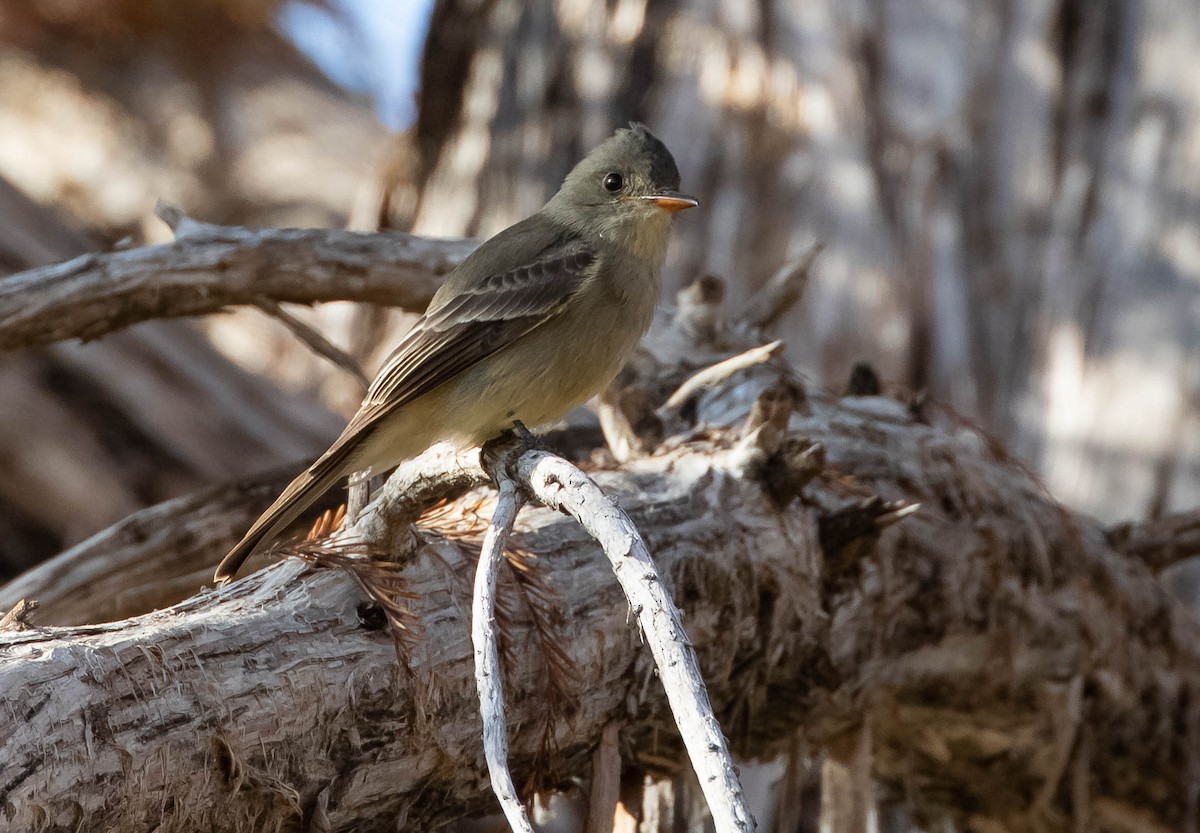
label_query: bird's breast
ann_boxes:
[447,253,661,438]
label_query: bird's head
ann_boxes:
[547,124,697,247]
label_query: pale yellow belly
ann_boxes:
[444,295,642,436]
[356,282,653,471]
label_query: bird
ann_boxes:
[214,123,696,583]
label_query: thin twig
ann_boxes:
[513,450,754,833]
[659,340,783,417]
[741,243,823,330]
[254,299,370,389]
[472,477,534,833]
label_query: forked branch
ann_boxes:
[472,445,753,832]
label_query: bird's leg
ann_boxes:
[480,422,542,490]
[480,431,523,477]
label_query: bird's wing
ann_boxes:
[348,236,597,433]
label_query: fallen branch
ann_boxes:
[6,361,1198,833]
[0,208,477,352]
[4,340,1200,833]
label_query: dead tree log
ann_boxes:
[1,221,1197,832]
[2,365,1198,833]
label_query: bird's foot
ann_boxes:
[480,422,540,478]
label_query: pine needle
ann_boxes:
[281,531,421,663]
[501,544,579,795]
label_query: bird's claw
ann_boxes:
[480,421,540,478]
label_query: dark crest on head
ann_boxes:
[617,122,681,192]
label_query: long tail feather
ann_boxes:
[214,442,357,583]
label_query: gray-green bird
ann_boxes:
[215,123,696,582]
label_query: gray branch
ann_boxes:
[0,209,477,352]
[471,474,533,833]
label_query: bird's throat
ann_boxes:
[618,211,673,262]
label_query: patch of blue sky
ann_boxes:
[278,0,435,130]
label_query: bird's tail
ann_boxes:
[214,440,359,584]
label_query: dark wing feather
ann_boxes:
[350,238,596,433]
[214,231,597,583]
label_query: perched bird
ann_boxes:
[214,124,696,583]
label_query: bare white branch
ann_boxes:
[471,476,533,832]
[659,340,783,416]
[516,450,755,833]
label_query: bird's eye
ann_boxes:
[602,172,624,192]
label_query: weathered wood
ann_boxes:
[0,219,477,352]
[471,475,534,833]
[0,181,347,579]
[2,378,1197,833]
[513,450,753,833]
[0,464,309,625]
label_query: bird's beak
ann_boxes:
[641,192,699,213]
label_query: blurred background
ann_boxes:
[0,0,1197,587]
[1,2,1198,831]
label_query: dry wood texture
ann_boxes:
[0,185,347,579]
[405,0,1200,524]
[2,346,1197,833]
[0,210,476,353]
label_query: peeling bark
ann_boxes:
[2,371,1198,832]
